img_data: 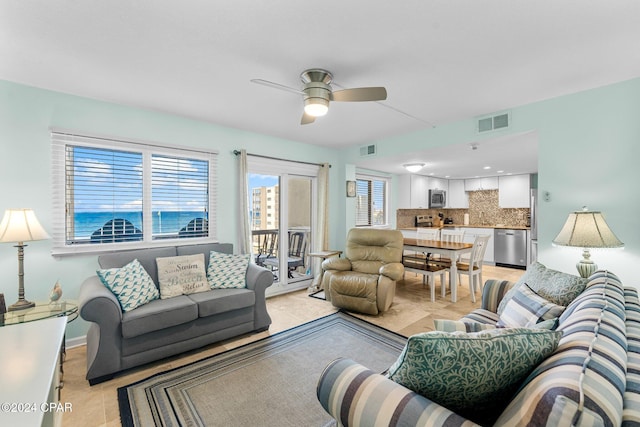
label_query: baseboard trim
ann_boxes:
[67,335,86,349]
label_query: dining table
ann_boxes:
[402,237,474,302]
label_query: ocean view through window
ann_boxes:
[51,130,217,254]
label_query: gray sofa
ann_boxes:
[317,269,640,426]
[78,243,273,385]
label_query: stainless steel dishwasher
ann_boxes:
[494,229,527,269]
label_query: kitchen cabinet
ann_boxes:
[397,174,429,208]
[400,229,417,239]
[427,177,448,191]
[498,174,530,208]
[464,177,499,191]
[455,227,495,264]
[397,174,412,208]
[448,179,468,208]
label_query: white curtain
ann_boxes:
[311,163,330,288]
[237,149,252,254]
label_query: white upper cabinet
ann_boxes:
[464,177,499,191]
[397,174,429,209]
[448,179,469,208]
[498,174,531,208]
[411,175,429,208]
[427,177,448,191]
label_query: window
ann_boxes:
[355,174,388,226]
[51,130,217,255]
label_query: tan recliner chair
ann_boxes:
[321,228,404,315]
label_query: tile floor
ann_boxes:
[61,264,524,426]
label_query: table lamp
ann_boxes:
[0,209,50,311]
[552,207,623,278]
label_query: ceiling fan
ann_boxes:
[251,68,387,125]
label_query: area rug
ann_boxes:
[309,289,326,300]
[118,311,407,427]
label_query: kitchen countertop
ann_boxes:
[399,224,530,231]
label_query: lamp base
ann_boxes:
[576,260,597,279]
[8,298,35,311]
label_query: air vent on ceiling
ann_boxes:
[477,111,510,133]
[359,144,377,157]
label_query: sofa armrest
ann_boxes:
[480,279,515,313]
[322,257,352,271]
[245,262,273,293]
[379,262,405,281]
[78,275,124,382]
[245,263,274,330]
[79,275,122,324]
[317,358,476,427]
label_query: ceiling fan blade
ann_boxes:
[250,79,305,96]
[331,87,387,102]
[301,112,315,125]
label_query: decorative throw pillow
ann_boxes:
[433,319,497,333]
[156,254,209,299]
[498,262,587,315]
[207,251,250,289]
[387,328,562,425]
[97,259,159,312]
[497,283,565,328]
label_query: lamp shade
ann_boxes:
[0,209,50,243]
[552,209,623,249]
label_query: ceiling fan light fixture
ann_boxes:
[403,163,426,173]
[304,98,329,117]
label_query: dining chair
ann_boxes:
[454,234,491,303]
[402,257,447,302]
[440,229,465,243]
[431,229,465,266]
[402,228,440,279]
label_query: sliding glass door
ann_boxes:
[248,157,318,295]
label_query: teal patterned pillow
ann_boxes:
[433,319,497,332]
[497,283,565,328]
[387,328,562,425]
[207,251,250,289]
[97,259,159,312]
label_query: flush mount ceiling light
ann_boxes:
[403,163,425,173]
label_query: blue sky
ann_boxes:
[72,146,208,212]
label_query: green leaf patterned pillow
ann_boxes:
[207,251,250,289]
[97,259,159,312]
[433,319,497,332]
[387,328,562,425]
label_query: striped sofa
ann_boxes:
[317,270,640,426]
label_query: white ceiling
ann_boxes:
[359,131,539,179]
[1,1,639,176]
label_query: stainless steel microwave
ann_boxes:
[429,189,446,208]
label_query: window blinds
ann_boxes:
[51,130,217,255]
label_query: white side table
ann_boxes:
[0,316,67,427]
[308,250,343,292]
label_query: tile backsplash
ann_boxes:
[397,190,529,228]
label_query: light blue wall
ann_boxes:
[0,80,342,340]
[343,78,640,287]
[2,77,639,341]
